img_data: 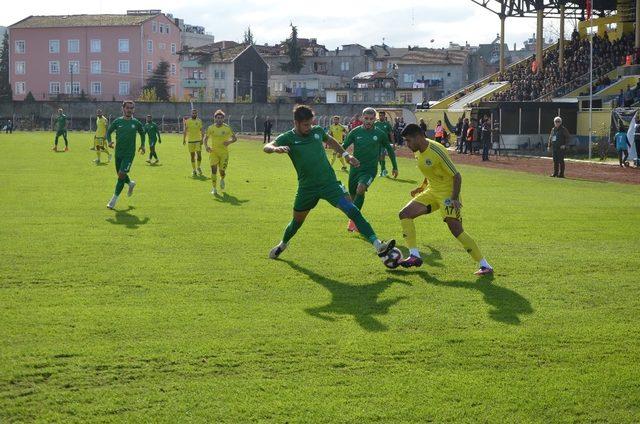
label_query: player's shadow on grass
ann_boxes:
[213,192,249,206]
[105,206,150,229]
[386,177,417,185]
[410,270,533,325]
[395,244,444,268]
[191,175,209,182]
[281,259,411,332]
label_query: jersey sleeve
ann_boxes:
[342,129,354,150]
[317,126,329,142]
[274,132,291,146]
[106,119,118,142]
[434,147,459,177]
[379,131,398,169]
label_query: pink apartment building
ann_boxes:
[8,12,181,101]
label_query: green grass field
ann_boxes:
[1,131,639,423]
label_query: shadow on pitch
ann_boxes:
[404,269,533,325]
[105,206,150,229]
[385,177,417,185]
[213,192,250,206]
[395,244,444,268]
[281,259,411,332]
[191,175,209,182]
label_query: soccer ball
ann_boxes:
[382,247,403,269]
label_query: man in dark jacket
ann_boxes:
[548,116,571,178]
[461,118,470,154]
[480,115,492,161]
[263,117,273,144]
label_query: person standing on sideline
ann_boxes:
[419,118,427,135]
[5,119,12,134]
[395,116,406,146]
[465,119,475,154]
[548,116,571,178]
[614,126,631,167]
[634,114,640,167]
[481,115,492,161]
[434,120,444,143]
[455,117,464,153]
[263,117,273,144]
[460,118,469,154]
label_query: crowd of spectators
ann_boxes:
[491,30,636,102]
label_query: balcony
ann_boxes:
[182,78,207,88]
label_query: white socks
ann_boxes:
[479,258,492,269]
[409,248,421,258]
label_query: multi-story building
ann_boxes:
[180,44,268,103]
[173,17,215,49]
[325,71,422,104]
[8,11,181,101]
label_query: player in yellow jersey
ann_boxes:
[204,109,237,195]
[397,124,493,275]
[328,116,348,171]
[93,109,111,164]
[183,109,204,177]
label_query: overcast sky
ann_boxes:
[3,0,576,50]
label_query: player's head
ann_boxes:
[214,109,225,125]
[293,105,314,136]
[378,110,386,121]
[362,107,377,129]
[554,116,562,128]
[619,125,627,132]
[401,123,427,152]
[122,100,135,117]
[58,108,63,115]
[437,120,442,125]
[332,115,340,124]
[146,114,152,123]
[96,109,103,117]
[191,109,198,119]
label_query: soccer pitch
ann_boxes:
[1,131,639,422]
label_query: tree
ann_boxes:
[24,91,35,103]
[243,27,255,45]
[138,87,159,102]
[143,60,170,101]
[280,23,304,74]
[0,32,12,102]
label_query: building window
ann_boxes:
[399,92,413,103]
[159,24,164,34]
[64,82,80,95]
[90,60,101,74]
[166,25,170,35]
[171,43,177,54]
[214,88,226,100]
[147,61,153,73]
[169,85,175,97]
[119,81,130,96]
[15,61,25,75]
[375,61,383,71]
[119,60,130,74]
[152,21,157,32]
[49,40,60,54]
[68,61,80,75]
[336,93,348,103]
[90,39,101,53]
[68,39,80,53]
[403,74,415,83]
[118,39,129,53]
[171,63,176,75]
[49,61,60,75]
[147,40,153,53]
[91,81,102,95]
[15,40,25,54]
[49,81,60,94]
[341,62,350,71]
[15,82,25,95]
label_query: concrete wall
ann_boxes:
[0,101,416,134]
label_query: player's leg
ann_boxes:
[94,137,101,163]
[619,149,624,166]
[346,171,359,231]
[209,152,219,194]
[398,198,435,267]
[558,149,565,177]
[189,150,197,175]
[196,147,203,175]
[623,149,629,166]
[219,153,228,191]
[270,199,314,259]
[53,131,60,151]
[63,130,69,150]
[378,149,387,177]
[444,216,492,275]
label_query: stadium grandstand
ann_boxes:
[417,0,640,157]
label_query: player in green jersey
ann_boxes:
[52,108,69,152]
[343,107,398,232]
[374,110,396,176]
[105,101,146,210]
[263,105,396,262]
[144,115,162,165]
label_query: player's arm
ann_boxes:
[137,122,146,152]
[388,128,396,145]
[106,120,116,148]
[203,129,211,152]
[182,120,187,145]
[264,133,290,154]
[450,173,462,211]
[382,135,398,177]
[342,130,354,151]
[326,134,359,167]
[411,178,429,197]
[156,126,162,144]
[224,131,238,147]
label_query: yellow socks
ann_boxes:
[211,174,217,187]
[191,161,196,170]
[456,232,483,262]
[197,159,202,168]
[401,218,417,250]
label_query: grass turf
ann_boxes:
[1,131,639,422]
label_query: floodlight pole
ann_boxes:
[589,14,593,161]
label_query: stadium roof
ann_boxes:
[469,0,618,19]
[9,14,160,28]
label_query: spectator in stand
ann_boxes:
[625,86,634,107]
[614,126,631,167]
[548,116,571,178]
[5,119,12,134]
[263,116,273,144]
[480,115,492,161]
[618,89,625,107]
[466,119,476,155]
[434,120,444,143]
[455,117,465,153]
[419,118,427,135]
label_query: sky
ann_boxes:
[2,0,577,50]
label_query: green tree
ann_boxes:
[280,23,304,74]
[143,60,170,101]
[0,31,12,102]
[24,91,35,103]
[243,27,255,45]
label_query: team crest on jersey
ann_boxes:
[131,124,135,128]
[425,159,433,166]
[314,134,320,140]
[373,135,378,141]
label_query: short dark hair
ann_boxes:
[401,123,423,138]
[293,105,314,122]
[122,100,135,108]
